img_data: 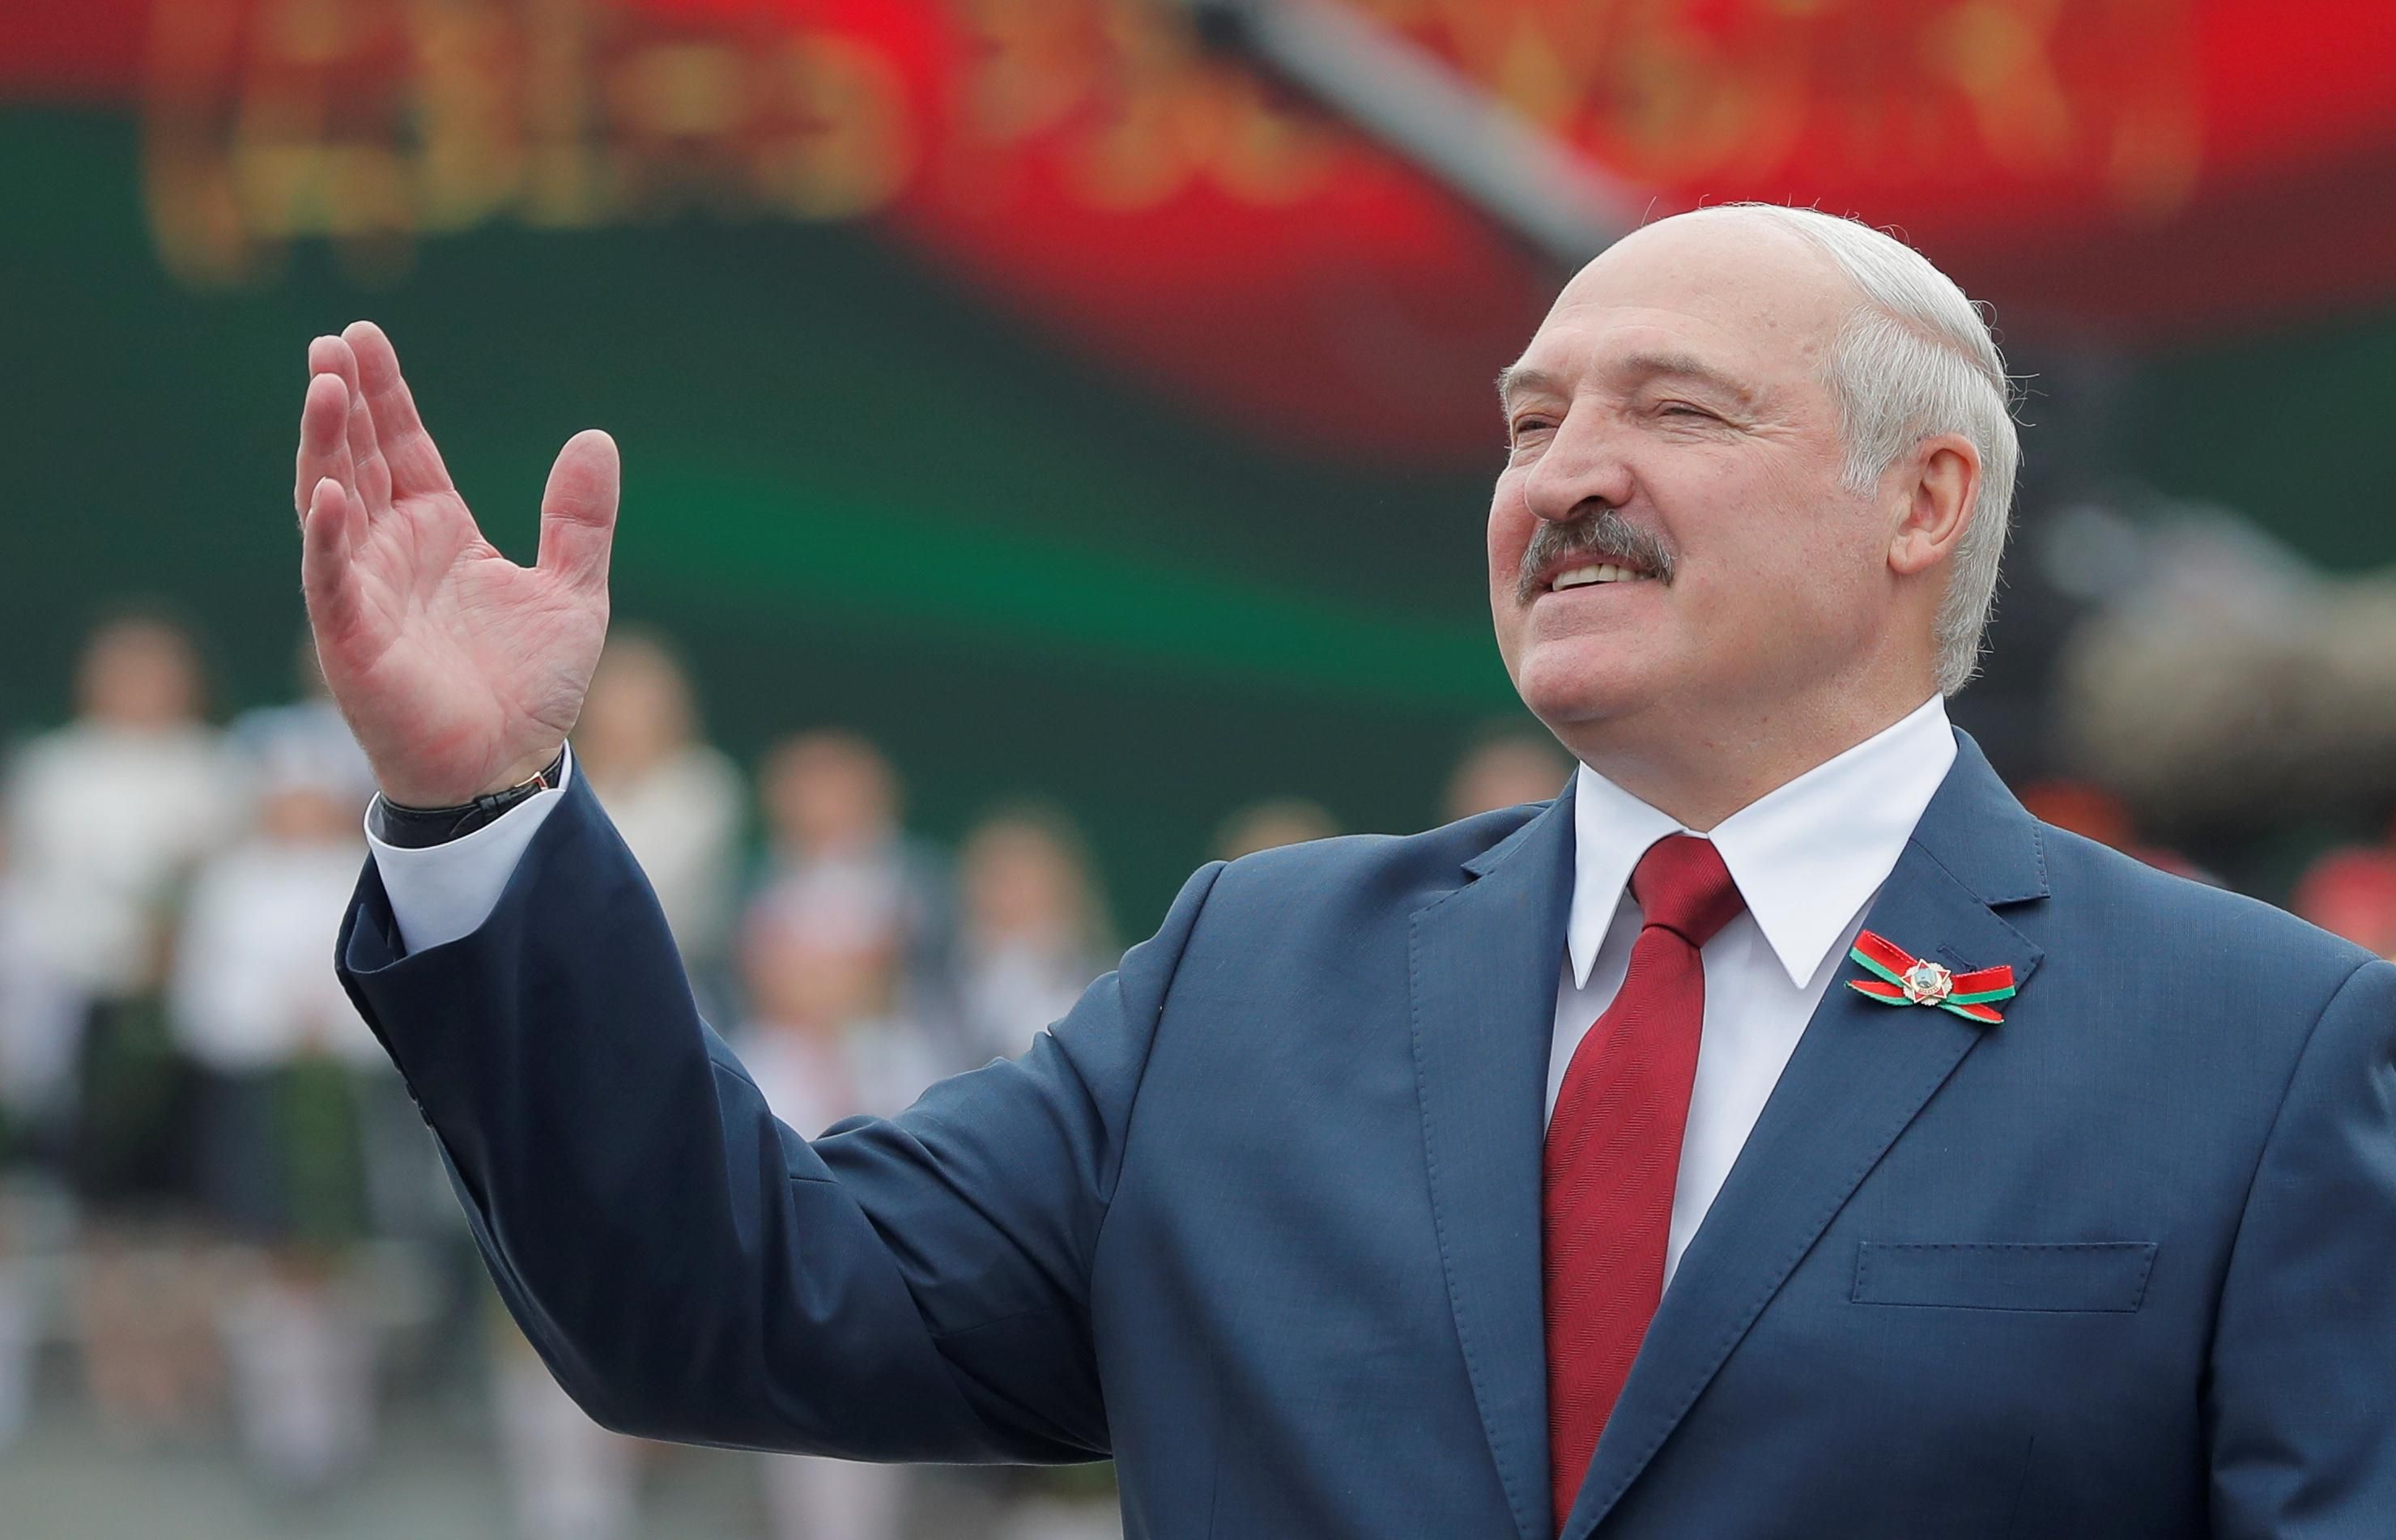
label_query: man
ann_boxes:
[296,206,2396,1538]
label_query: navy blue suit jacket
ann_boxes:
[338,734,2396,1538]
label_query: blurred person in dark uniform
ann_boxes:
[171,732,385,1491]
[6,610,236,1436]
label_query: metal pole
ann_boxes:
[1184,0,1638,269]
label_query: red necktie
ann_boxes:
[1543,834,1745,1533]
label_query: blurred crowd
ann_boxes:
[0,608,1579,1540]
[9,604,2394,1538]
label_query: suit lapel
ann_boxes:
[1411,794,1577,1540]
[1560,733,2049,1539]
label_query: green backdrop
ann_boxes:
[8,109,2396,927]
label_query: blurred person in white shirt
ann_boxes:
[6,610,237,1435]
[954,806,1114,1066]
[492,868,947,1540]
[952,808,1127,1531]
[492,1314,644,1540]
[572,630,743,974]
[735,871,947,1142]
[172,731,387,1491]
[8,613,238,1016]
[734,874,944,1540]
[483,637,740,1540]
[758,730,955,1035]
[0,827,80,1144]
[0,820,79,1448]
[227,632,378,809]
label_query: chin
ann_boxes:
[1507,637,1665,733]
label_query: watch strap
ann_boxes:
[371,745,569,849]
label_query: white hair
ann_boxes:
[1689,204,2019,696]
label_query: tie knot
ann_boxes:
[1630,834,1745,949]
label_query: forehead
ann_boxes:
[1505,213,1850,398]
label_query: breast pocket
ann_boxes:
[1851,1241,2157,1312]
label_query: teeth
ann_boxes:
[1551,562,1642,591]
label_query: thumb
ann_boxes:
[538,428,620,595]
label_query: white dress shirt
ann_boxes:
[1553,696,1956,1287]
[372,704,1960,1291]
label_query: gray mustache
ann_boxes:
[1516,507,1676,605]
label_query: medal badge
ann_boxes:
[1846,930,2017,1024]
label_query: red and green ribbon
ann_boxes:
[1846,930,2017,1023]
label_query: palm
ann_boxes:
[296,322,619,807]
[336,491,598,799]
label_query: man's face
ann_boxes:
[1489,214,1895,742]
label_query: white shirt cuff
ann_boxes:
[364,748,574,955]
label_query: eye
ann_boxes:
[1508,415,1555,443]
[1657,401,1717,421]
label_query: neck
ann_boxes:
[1556,674,1939,832]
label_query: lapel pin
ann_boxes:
[1846,930,2016,1024]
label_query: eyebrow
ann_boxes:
[1497,351,1760,413]
[1494,364,1558,406]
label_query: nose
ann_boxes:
[1519,406,1636,525]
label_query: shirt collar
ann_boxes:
[1568,696,1958,989]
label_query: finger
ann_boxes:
[295,365,355,525]
[342,320,454,500]
[316,333,391,517]
[537,429,620,597]
[299,476,364,639]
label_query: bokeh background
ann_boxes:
[4,1,2396,1536]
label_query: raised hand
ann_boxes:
[295,321,618,808]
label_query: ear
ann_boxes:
[1887,433,1980,578]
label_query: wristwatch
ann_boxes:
[370,745,569,849]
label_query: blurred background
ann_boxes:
[3,0,2396,1535]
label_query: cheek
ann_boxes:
[1486,478,1532,573]
[1679,467,1880,640]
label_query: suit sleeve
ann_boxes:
[337,775,1222,1462]
[2207,956,2396,1536]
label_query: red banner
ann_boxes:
[7,0,2394,462]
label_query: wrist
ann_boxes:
[472,744,571,804]
[378,744,567,810]
[372,744,568,849]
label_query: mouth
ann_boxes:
[1514,507,1675,606]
